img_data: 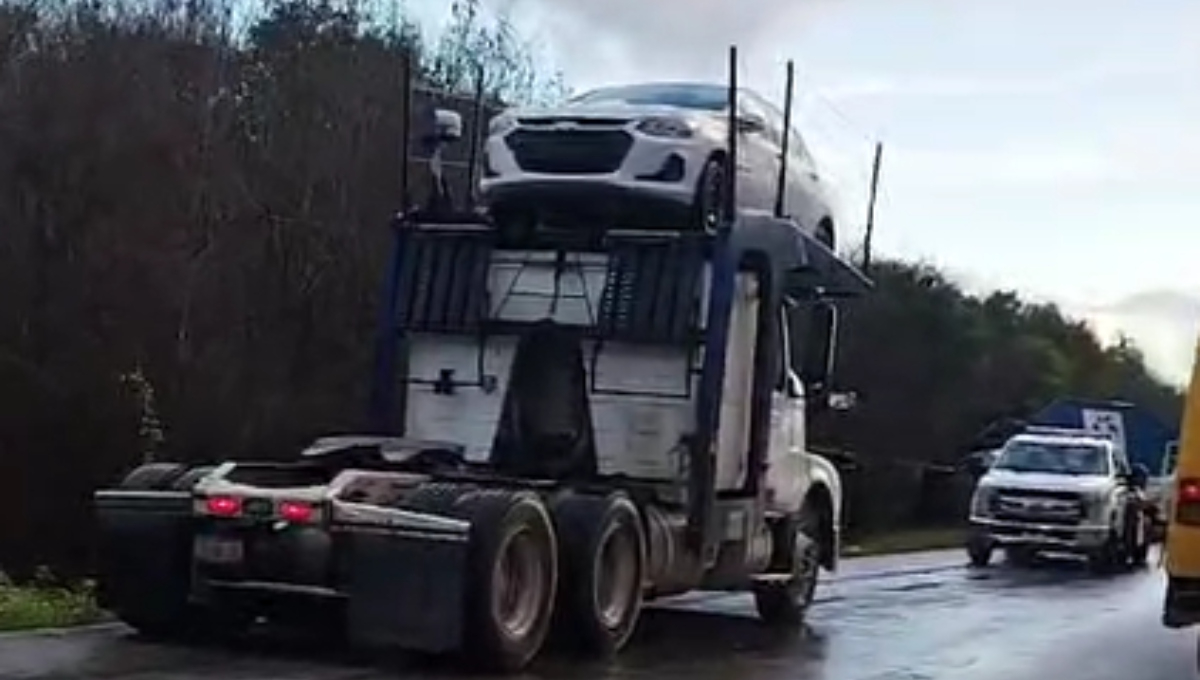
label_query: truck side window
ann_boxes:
[776,305,792,392]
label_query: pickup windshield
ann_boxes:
[992,440,1110,476]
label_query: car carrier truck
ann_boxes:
[90,47,873,672]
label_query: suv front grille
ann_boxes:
[505,129,633,174]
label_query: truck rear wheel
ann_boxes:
[753,508,821,627]
[120,462,187,490]
[397,482,477,515]
[171,465,216,491]
[456,489,558,672]
[550,492,646,656]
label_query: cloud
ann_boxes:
[813,60,1185,102]
[882,145,1131,190]
[492,0,838,88]
[1077,291,1200,386]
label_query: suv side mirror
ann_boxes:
[735,111,766,134]
[1130,463,1149,489]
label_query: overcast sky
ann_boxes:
[413,0,1199,383]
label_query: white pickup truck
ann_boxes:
[966,426,1152,572]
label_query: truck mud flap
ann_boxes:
[93,490,195,619]
[335,507,470,654]
[1165,576,1200,628]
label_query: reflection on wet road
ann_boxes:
[1,551,1194,680]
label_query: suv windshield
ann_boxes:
[567,83,728,111]
[993,440,1110,476]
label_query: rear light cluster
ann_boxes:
[200,495,319,524]
[1176,478,1200,526]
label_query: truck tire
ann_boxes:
[549,492,646,656]
[397,482,477,515]
[119,462,188,490]
[171,465,216,491]
[753,507,821,627]
[454,489,558,672]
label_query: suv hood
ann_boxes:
[505,103,716,121]
[980,469,1111,494]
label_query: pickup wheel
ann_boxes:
[966,532,993,567]
[1128,511,1151,568]
[549,492,646,656]
[1088,529,1124,574]
[456,489,558,672]
[1005,546,1037,567]
[753,507,821,627]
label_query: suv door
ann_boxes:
[735,92,781,212]
[758,98,827,231]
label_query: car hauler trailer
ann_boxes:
[90,47,873,672]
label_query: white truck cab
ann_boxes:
[966,426,1151,572]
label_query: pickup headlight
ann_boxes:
[636,116,694,138]
[971,486,996,516]
[1077,491,1110,519]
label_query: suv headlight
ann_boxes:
[488,113,517,137]
[636,116,694,138]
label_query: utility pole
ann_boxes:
[862,141,883,271]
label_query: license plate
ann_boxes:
[194,536,244,565]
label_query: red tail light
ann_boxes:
[1176,478,1200,526]
[1181,478,1200,502]
[205,495,242,517]
[278,500,315,523]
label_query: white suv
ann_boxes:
[480,82,837,246]
[966,427,1151,572]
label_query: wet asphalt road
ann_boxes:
[1,549,1195,680]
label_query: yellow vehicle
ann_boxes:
[1163,336,1200,628]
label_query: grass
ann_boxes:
[844,527,967,557]
[0,577,106,633]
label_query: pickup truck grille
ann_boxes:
[990,488,1085,525]
[505,129,632,174]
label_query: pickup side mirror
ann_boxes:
[828,391,857,411]
[1129,463,1149,489]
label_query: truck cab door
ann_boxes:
[766,306,811,514]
